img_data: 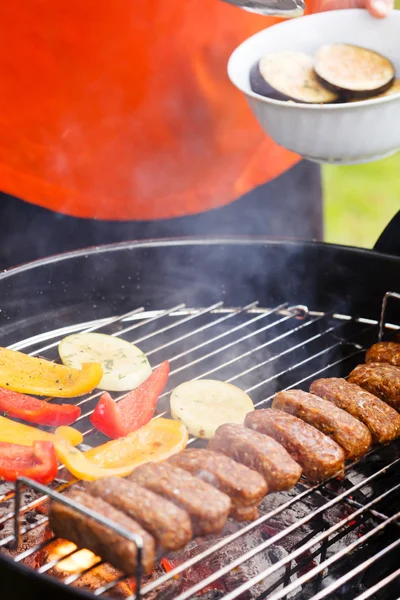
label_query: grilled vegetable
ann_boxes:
[314,44,395,100]
[0,387,81,426]
[58,333,151,392]
[375,79,400,99]
[0,347,103,397]
[170,379,254,439]
[250,51,338,104]
[57,418,188,481]
[0,440,58,484]
[350,79,400,102]
[90,361,169,438]
[0,415,83,447]
[54,440,140,481]
[85,418,188,469]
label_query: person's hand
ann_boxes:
[315,0,393,17]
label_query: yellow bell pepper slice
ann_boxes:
[54,440,136,481]
[56,418,188,481]
[0,416,83,446]
[85,418,188,468]
[0,347,103,397]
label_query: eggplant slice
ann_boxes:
[349,79,400,102]
[250,51,338,104]
[315,44,395,100]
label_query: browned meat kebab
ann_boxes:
[207,423,302,491]
[366,342,400,366]
[49,489,155,574]
[272,389,372,460]
[348,362,400,412]
[230,504,260,521]
[88,477,192,551]
[168,448,267,520]
[129,462,231,536]
[310,377,400,443]
[244,409,345,482]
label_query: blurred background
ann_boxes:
[324,0,400,249]
[323,153,399,248]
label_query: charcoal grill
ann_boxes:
[0,238,398,600]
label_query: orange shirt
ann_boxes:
[0,1,312,221]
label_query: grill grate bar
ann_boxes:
[352,567,400,600]
[26,301,186,362]
[37,544,79,573]
[219,488,400,600]
[80,314,361,440]
[12,478,144,595]
[167,469,400,600]
[256,347,364,407]
[77,302,291,431]
[93,574,130,596]
[63,560,104,586]
[135,454,400,598]
[378,291,400,341]
[145,302,258,357]
[14,536,60,565]
[0,307,332,522]
[27,307,146,356]
[224,317,330,384]
[247,341,342,394]
[2,296,399,600]
[0,516,48,548]
[74,301,260,411]
[188,317,334,385]
[280,535,400,600]
[131,301,224,345]
[162,304,290,375]
[0,318,376,534]
[108,303,186,339]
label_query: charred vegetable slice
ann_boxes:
[0,387,81,426]
[0,441,58,484]
[0,347,103,397]
[314,44,395,99]
[59,333,151,392]
[170,379,254,439]
[0,416,83,447]
[250,51,338,104]
[90,361,169,438]
[350,79,400,102]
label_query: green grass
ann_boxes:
[323,1,400,248]
[322,154,400,248]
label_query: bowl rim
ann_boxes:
[227,8,400,111]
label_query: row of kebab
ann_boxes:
[0,334,400,576]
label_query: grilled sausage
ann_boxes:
[272,389,372,460]
[168,449,267,514]
[230,504,260,522]
[348,362,400,412]
[49,489,155,574]
[207,423,301,491]
[366,342,400,366]
[244,409,345,482]
[88,477,192,551]
[129,462,231,536]
[310,377,400,443]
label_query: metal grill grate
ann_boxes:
[0,294,399,600]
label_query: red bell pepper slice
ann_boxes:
[90,361,170,438]
[0,440,58,483]
[0,387,81,426]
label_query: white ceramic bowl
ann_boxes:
[228,9,400,165]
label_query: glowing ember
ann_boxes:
[48,541,100,574]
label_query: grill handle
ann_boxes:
[374,210,400,257]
